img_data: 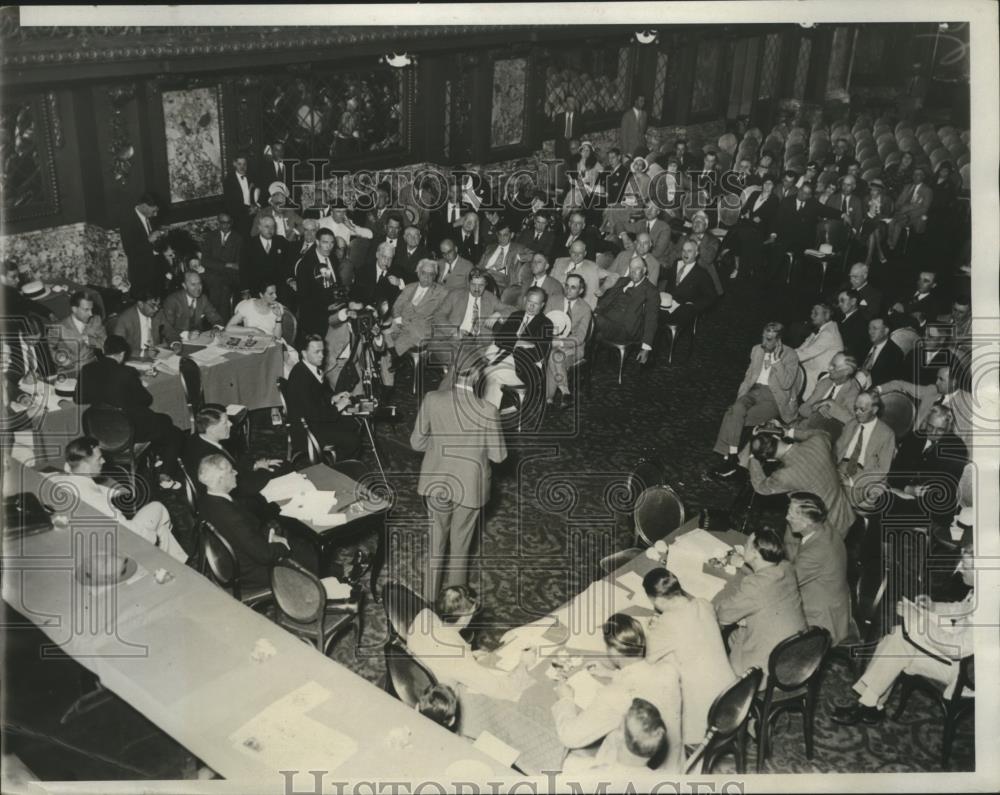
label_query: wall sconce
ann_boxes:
[938,22,950,32]
[634,30,659,45]
[382,53,416,68]
[799,22,817,29]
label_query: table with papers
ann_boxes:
[23,342,282,461]
[2,458,509,784]
[467,518,748,775]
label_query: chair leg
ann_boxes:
[892,676,915,720]
[804,689,818,758]
[667,328,678,364]
[616,347,625,385]
[734,723,748,774]
[755,708,769,773]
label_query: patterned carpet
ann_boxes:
[2,274,974,779]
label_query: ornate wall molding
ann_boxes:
[106,83,136,185]
[45,90,63,147]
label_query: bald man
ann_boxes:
[552,240,603,310]
[603,231,661,293]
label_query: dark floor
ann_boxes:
[2,261,975,779]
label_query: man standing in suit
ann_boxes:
[552,95,581,160]
[747,430,857,539]
[285,335,361,460]
[111,289,164,358]
[552,240,603,310]
[436,238,473,290]
[546,273,593,409]
[594,258,659,365]
[792,352,862,442]
[453,213,483,265]
[411,367,507,601]
[837,288,869,362]
[120,192,160,294]
[861,317,904,387]
[619,96,648,157]
[658,240,716,329]
[477,222,527,293]
[711,322,801,477]
[49,291,106,375]
[222,155,257,239]
[256,142,288,195]
[200,213,243,322]
[783,493,852,645]
[796,302,844,399]
[713,528,808,684]
[160,271,224,343]
[75,335,184,476]
[834,390,897,512]
[296,228,347,340]
[831,139,859,177]
[241,215,288,290]
[428,183,470,252]
[481,286,554,410]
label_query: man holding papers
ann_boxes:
[832,547,975,726]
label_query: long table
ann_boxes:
[27,344,283,459]
[1,459,509,786]
[468,519,747,775]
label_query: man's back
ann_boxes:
[788,525,851,644]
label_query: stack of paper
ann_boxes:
[614,571,654,611]
[152,354,181,375]
[321,576,352,600]
[261,472,316,503]
[278,490,341,524]
[671,528,734,560]
[565,670,603,709]
[189,346,228,366]
[666,543,729,601]
[473,731,520,767]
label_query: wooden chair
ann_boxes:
[684,667,764,774]
[198,520,273,609]
[270,558,363,655]
[381,580,433,642]
[633,484,686,547]
[753,627,832,771]
[383,638,437,705]
[879,391,916,443]
[81,405,151,495]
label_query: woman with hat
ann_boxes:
[563,140,604,217]
[859,178,895,266]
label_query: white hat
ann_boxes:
[545,310,572,338]
[819,243,834,255]
[268,181,289,197]
[659,292,675,309]
[20,280,50,299]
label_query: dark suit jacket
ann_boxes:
[492,310,553,385]
[198,494,287,591]
[428,201,472,250]
[240,234,290,289]
[351,262,402,310]
[75,356,166,438]
[595,278,660,348]
[392,245,431,284]
[902,289,945,320]
[120,208,158,292]
[285,361,356,453]
[890,432,968,521]
[256,159,290,198]
[295,249,348,338]
[863,339,904,386]
[111,305,164,356]
[660,261,716,314]
[182,433,277,502]
[201,229,244,277]
[453,233,482,265]
[223,171,258,234]
[160,291,224,342]
[552,112,582,158]
[829,192,864,231]
[737,190,780,236]
[838,310,869,362]
[774,196,842,253]
[516,229,556,261]
[552,226,601,262]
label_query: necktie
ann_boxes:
[450,204,458,222]
[222,232,228,245]
[845,426,864,478]
[797,201,803,212]
[440,262,451,282]
[188,298,198,330]
[825,383,837,400]
[263,239,271,253]
[842,197,848,212]
[648,220,654,232]
[565,113,572,138]
[471,297,481,335]
[140,214,150,235]
[377,270,385,283]
[535,232,542,241]
[518,315,530,336]
[934,395,946,406]
[913,186,920,203]
[567,300,574,319]
[863,346,876,371]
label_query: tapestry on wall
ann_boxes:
[162,86,224,204]
[491,57,528,149]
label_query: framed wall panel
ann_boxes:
[1,93,60,223]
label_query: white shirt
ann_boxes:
[843,417,878,464]
[412,285,429,305]
[677,260,694,283]
[532,276,547,289]
[135,208,151,236]
[459,294,481,334]
[486,245,507,270]
[824,381,844,400]
[318,217,373,241]
[865,340,887,367]
[70,316,87,335]
[756,350,780,386]
[236,173,251,205]
[308,363,324,383]
[138,311,152,350]
[273,213,287,238]
[439,260,453,283]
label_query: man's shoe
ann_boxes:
[551,391,563,411]
[561,392,575,410]
[831,703,883,726]
[709,454,739,478]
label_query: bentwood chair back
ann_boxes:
[271,558,360,655]
[179,356,204,430]
[879,391,916,443]
[684,666,763,774]
[634,484,686,547]
[383,639,438,707]
[382,580,433,642]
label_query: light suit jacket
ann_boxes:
[796,321,844,400]
[389,282,449,354]
[784,524,852,645]
[737,344,802,424]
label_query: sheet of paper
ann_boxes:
[615,571,654,610]
[565,670,603,710]
[188,346,229,365]
[229,681,357,773]
[473,730,520,768]
[226,404,247,415]
[321,576,352,600]
[151,353,181,375]
[671,528,733,560]
[278,490,339,524]
[261,472,317,503]
[493,643,525,672]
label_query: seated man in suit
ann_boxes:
[477,221,527,294]
[552,240,603,310]
[197,454,317,592]
[110,288,164,359]
[554,212,600,262]
[796,302,844,399]
[379,259,449,389]
[550,614,684,774]
[594,257,660,366]
[393,225,431,285]
[792,351,861,442]
[504,252,564,309]
[284,335,361,461]
[833,390,897,513]
[890,270,945,325]
[49,290,106,375]
[879,363,974,449]
[666,210,723,296]
[659,240,717,330]
[713,528,808,683]
[601,231,660,294]
[782,492,853,644]
[886,166,933,251]
[429,268,509,375]
[75,335,184,478]
[832,546,975,726]
[160,270,224,343]
[844,262,883,320]
[837,288,870,362]
[546,273,593,409]
[47,436,188,562]
[886,404,968,526]
[182,404,287,501]
[515,210,555,261]
[619,202,672,263]
[480,286,553,411]
[861,316,904,387]
[199,213,243,322]
[745,430,857,539]
[436,238,474,290]
[711,322,801,477]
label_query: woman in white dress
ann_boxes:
[563,141,605,216]
[226,281,299,375]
